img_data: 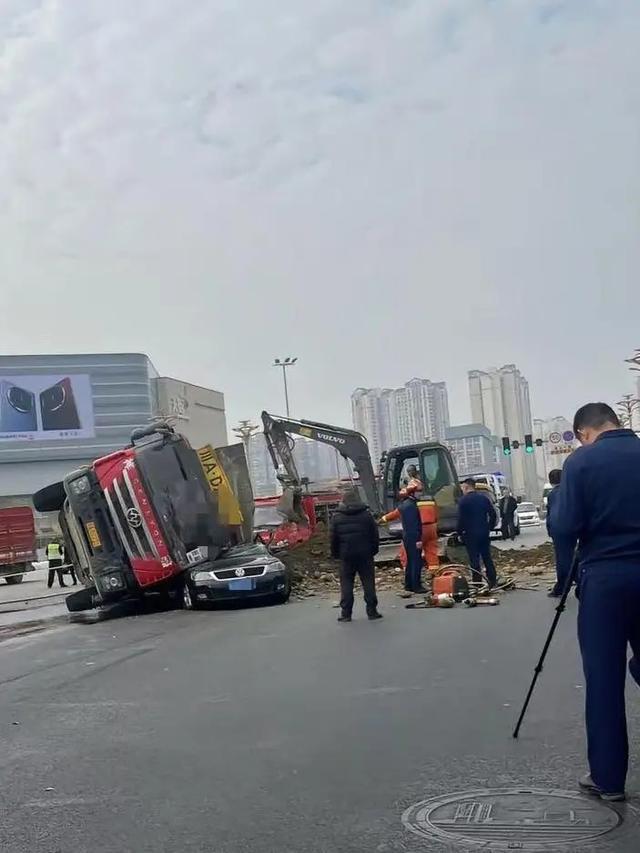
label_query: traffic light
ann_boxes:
[525,434,534,453]
[512,440,520,450]
[535,438,543,447]
[502,437,511,456]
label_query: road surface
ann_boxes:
[494,524,549,551]
[1,576,638,852]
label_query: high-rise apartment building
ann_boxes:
[351,388,393,468]
[468,365,537,499]
[351,379,450,467]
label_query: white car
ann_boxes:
[517,501,542,527]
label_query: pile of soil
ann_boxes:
[282,527,558,598]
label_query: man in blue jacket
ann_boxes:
[551,402,640,802]
[457,478,497,587]
[546,468,575,598]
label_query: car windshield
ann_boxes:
[254,506,287,527]
[216,543,269,561]
[519,503,535,512]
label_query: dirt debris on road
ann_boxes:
[282,527,558,598]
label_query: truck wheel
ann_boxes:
[5,574,24,585]
[65,587,97,612]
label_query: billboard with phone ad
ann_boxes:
[0,375,95,442]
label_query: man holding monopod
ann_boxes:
[521,403,640,802]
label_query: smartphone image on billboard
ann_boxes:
[40,378,81,431]
[0,382,38,432]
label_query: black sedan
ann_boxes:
[182,543,291,609]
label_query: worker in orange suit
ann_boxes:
[417,498,439,571]
[403,467,439,569]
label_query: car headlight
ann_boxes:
[69,475,91,496]
[265,560,286,574]
[193,571,214,582]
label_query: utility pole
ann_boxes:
[273,357,297,417]
[233,420,260,484]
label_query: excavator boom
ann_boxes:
[261,411,382,515]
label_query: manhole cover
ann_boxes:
[402,788,622,850]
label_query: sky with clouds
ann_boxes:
[1,0,639,433]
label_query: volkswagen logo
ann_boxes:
[234,568,246,578]
[126,507,142,529]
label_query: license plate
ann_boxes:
[85,521,101,549]
[228,578,254,591]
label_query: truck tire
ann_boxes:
[65,587,97,612]
[5,574,24,585]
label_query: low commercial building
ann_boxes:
[445,423,502,478]
[0,353,227,534]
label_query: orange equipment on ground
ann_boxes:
[380,497,439,571]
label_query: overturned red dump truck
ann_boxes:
[33,422,239,613]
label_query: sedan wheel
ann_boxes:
[183,583,195,610]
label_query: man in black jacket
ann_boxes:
[330,488,382,622]
[499,490,518,540]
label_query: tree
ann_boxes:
[625,349,640,371]
[617,394,640,428]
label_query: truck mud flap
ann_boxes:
[65,587,98,613]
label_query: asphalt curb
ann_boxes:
[0,591,69,614]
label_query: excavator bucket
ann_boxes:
[277,487,311,525]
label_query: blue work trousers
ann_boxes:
[465,535,497,587]
[403,536,423,591]
[551,536,575,594]
[578,564,640,793]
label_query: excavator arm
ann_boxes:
[261,411,382,515]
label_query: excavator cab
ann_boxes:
[381,443,461,533]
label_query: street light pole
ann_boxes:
[273,357,297,418]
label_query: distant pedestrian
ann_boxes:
[546,468,574,598]
[330,488,382,622]
[500,490,518,540]
[552,402,640,801]
[46,540,66,588]
[457,478,497,588]
[60,543,78,586]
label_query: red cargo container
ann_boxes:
[0,506,36,585]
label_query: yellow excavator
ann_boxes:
[261,411,461,538]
